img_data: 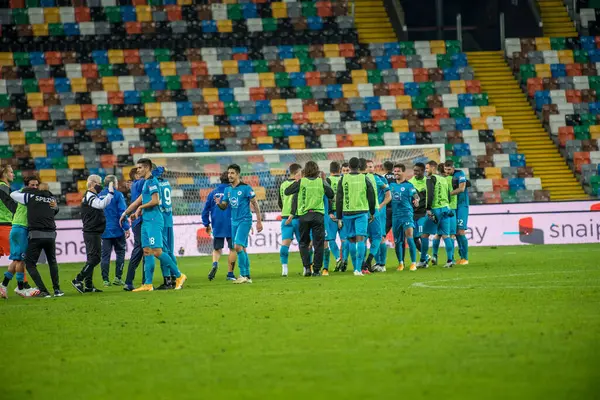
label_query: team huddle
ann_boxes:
[203,156,470,282]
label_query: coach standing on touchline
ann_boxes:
[72,175,114,294]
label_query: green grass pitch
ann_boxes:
[1,244,599,399]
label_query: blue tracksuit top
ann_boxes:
[130,178,144,228]
[99,188,130,239]
[202,183,232,238]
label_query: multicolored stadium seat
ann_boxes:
[0,0,548,217]
[506,35,599,196]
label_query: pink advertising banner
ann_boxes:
[2,200,598,266]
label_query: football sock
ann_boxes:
[212,261,218,269]
[16,272,24,290]
[432,237,441,259]
[279,245,290,265]
[282,264,288,276]
[407,237,417,263]
[420,237,429,262]
[394,239,403,264]
[349,242,358,272]
[324,250,330,270]
[413,236,422,252]
[143,255,156,285]
[341,241,349,262]
[2,271,13,286]
[309,249,314,265]
[157,253,181,278]
[237,250,249,277]
[370,237,381,261]
[378,241,388,266]
[328,240,340,260]
[457,235,468,260]
[444,237,455,262]
[356,241,366,272]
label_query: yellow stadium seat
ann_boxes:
[535,37,551,50]
[270,168,287,176]
[176,177,194,185]
[102,76,119,91]
[271,2,287,18]
[44,8,60,23]
[217,20,233,33]
[254,186,267,201]
[323,44,340,57]
[203,126,220,140]
[471,117,487,130]
[108,50,124,64]
[77,180,87,192]
[181,116,198,127]
[558,50,574,64]
[271,99,287,114]
[71,77,87,92]
[284,58,300,73]
[30,143,47,158]
[480,106,496,117]
[259,72,275,88]
[202,88,219,102]
[118,117,135,128]
[177,0,192,5]
[485,167,502,179]
[8,131,25,145]
[308,111,324,123]
[136,6,152,21]
[32,24,49,36]
[65,104,81,120]
[430,40,446,54]
[392,119,409,131]
[160,61,177,76]
[289,135,306,149]
[0,53,14,66]
[27,93,44,107]
[351,70,368,84]
[222,60,238,75]
[39,169,57,182]
[396,96,412,109]
[351,134,369,147]
[494,129,512,142]
[68,155,85,169]
[257,136,273,145]
[122,165,134,179]
[342,84,358,97]
[534,64,551,78]
[144,103,162,117]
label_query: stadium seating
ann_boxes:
[506,35,598,195]
[0,0,546,215]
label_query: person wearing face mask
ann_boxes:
[71,175,114,294]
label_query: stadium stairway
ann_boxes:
[467,50,588,200]
[537,0,578,37]
[353,0,397,43]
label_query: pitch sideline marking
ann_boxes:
[411,270,600,290]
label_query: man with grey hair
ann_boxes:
[99,175,130,286]
[71,175,114,293]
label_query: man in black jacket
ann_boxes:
[10,183,61,298]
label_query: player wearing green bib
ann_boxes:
[337,162,351,271]
[419,160,455,269]
[284,161,334,276]
[325,161,342,275]
[335,157,376,276]
[278,163,302,277]
[431,164,457,265]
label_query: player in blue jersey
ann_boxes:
[389,164,420,271]
[445,160,470,265]
[153,166,187,290]
[216,164,263,284]
[431,163,453,265]
[120,158,186,292]
[278,163,302,277]
[366,160,391,272]
[336,162,351,272]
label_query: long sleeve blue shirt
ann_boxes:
[201,183,232,238]
[130,178,144,228]
[100,188,130,239]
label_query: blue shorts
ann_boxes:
[142,223,164,249]
[325,214,339,241]
[422,207,451,236]
[213,237,233,250]
[447,212,457,236]
[342,213,369,238]
[392,218,414,244]
[415,216,426,236]
[368,209,382,240]
[9,225,28,261]
[456,206,469,231]
[281,217,300,241]
[378,210,387,237]
[162,226,175,254]
[232,221,252,248]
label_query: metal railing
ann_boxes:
[527,0,544,28]
[456,14,462,51]
[500,12,505,52]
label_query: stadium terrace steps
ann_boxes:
[537,0,578,37]
[467,50,588,201]
[353,0,396,43]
